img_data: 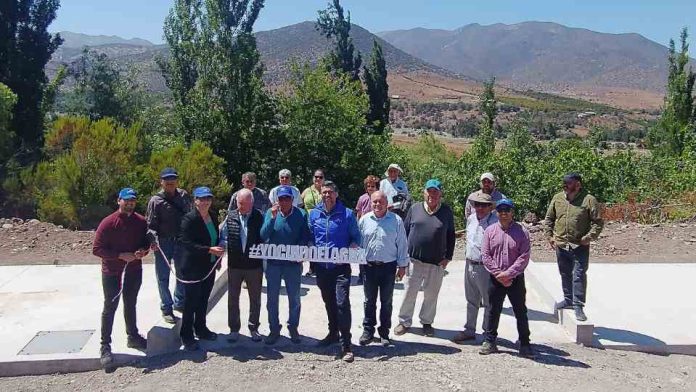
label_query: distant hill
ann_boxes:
[378,22,676,94]
[57,31,154,48]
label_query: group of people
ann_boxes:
[93,164,603,367]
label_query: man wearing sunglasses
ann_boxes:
[269,169,302,207]
[480,198,534,358]
[544,173,603,322]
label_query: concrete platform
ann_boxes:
[0,258,568,376]
[528,261,696,355]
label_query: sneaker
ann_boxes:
[393,324,409,336]
[341,348,354,363]
[304,271,315,278]
[359,331,374,346]
[183,340,199,351]
[519,344,536,358]
[479,341,499,355]
[380,336,392,347]
[265,331,281,345]
[422,324,435,337]
[451,330,476,343]
[126,334,147,350]
[289,327,301,344]
[196,330,218,341]
[99,344,114,368]
[316,333,340,347]
[227,332,240,343]
[250,330,263,342]
[555,300,573,310]
[162,312,178,324]
[574,307,588,322]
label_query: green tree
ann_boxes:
[649,28,696,156]
[364,39,390,134]
[316,0,362,81]
[63,50,143,125]
[0,83,18,167]
[41,65,67,123]
[0,0,63,164]
[280,65,386,202]
[479,77,498,130]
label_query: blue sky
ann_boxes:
[51,0,696,47]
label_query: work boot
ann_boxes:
[316,332,340,347]
[99,344,114,368]
[422,324,435,337]
[265,331,281,345]
[126,334,147,350]
[574,306,588,322]
[393,324,409,336]
[359,331,374,346]
[479,341,499,355]
[451,330,476,343]
[289,327,301,344]
[519,344,536,358]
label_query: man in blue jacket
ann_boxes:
[308,181,361,363]
[260,186,312,345]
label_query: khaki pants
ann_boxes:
[398,258,445,327]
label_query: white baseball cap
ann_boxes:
[480,172,496,182]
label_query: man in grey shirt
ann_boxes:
[358,191,409,346]
[228,172,271,214]
[146,167,192,324]
[464,172,506,219]
[453,192,498,342]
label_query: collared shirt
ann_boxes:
[464,189,506,218]
[423,201,441,215]
[145,188,192,241]
[269,185,302,207]
[465,212,498,262]
[379,177,409,207]
[359,211,409,267]
[219,212,250,250]
[482,221,531,278]
[228,187,271,214]
[544,189,604,249]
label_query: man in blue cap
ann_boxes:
[146,167,192,324]
[93,187,150,368]
[479,198,534,357]
[394,179,455,338]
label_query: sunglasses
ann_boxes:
[280,176,290,179]
[496,207,513,213]
[473,202,491,208]
[314,176,324,179]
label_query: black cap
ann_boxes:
[563,172,582,183]
[160,167,178,179]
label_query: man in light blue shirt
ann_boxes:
[453,192,498,343]
[358,191,409,346]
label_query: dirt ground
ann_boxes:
[2,217,694,266]
[1,343,695,391]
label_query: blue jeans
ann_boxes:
[154,238,185,313]
[316,264,352,348]
[556,245,590,307]
[362,262,397,338]
[265,261,303,333]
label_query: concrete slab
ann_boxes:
[529,262,696,355]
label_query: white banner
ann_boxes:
[248,244,367,264]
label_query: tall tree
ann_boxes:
[0,83,18,167]
[0,0,63,164]
[479,77,498,130]
[649,28,696,156]
[316,0,362,81]
[159,0,280,182]
[363,39,390,134]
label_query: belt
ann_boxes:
[466,259,484,265]
[366,260,395,265]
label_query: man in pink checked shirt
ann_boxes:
[479,198,535,358]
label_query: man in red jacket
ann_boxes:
[93,187,150,368]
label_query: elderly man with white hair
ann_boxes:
[219,188,265,343]
[464,172,507,219]
[269,169,302,207]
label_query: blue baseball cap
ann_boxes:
[193,186,213,198]
[496,198,515,210]
[160,167,178,179]
[424,179,442,191]
[276,185,294,199]
[118,187,137,200]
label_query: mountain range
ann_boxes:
[48,20,679,109]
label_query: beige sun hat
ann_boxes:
[384,163,403,176]
[469,191,494,204]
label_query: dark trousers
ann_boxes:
[180,274,215,343]
[556,245,590,307]
[483,274,531,345]
[362,262,397,338]
[316,264,352,348]
[228,267,263,333]
[100,270,142,346]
